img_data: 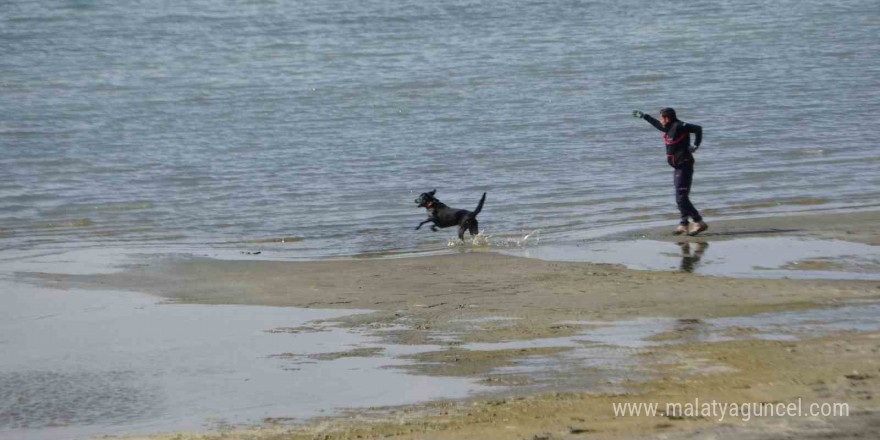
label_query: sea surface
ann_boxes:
[2,0,879,258]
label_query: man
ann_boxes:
[633,108,708,236]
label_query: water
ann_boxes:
[0,241,491,440]
[2,0,880,258]
[0,234,876,440]
[503,237,880,280]
[0,282,486,440]
[6,278,873,440]
[414,302,880,392]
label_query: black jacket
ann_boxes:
[643,115,702,168]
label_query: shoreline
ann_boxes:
[5,210,880,440]
[219,207,880,263]
[614,209,880,245]
[25,209,880,327]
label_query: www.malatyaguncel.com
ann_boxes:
[612,398,849,422]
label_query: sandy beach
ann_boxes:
[10,211,880,439]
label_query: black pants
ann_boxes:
[673,165,702,225]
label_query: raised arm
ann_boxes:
[642,114,665,132]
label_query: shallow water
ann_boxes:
[2,0,880,258]
[0,283,486,440]
[2,243,877,439]
[501,237,880,280]
[448,302,880,389]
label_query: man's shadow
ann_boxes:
[678,241,708,273]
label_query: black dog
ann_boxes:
[415,190,486,240]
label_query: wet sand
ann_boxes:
[619,209,880,245]
[13,210,880,439]
[124,334,880,440]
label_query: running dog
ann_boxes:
[414,190,486,240]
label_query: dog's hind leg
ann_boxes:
[468,219,479,237]
[457,225,466,241]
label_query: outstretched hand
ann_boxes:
[632,110,644,118]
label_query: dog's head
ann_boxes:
[415,189,438,208]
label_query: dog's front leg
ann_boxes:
[416,219,433,230]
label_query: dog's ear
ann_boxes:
[429,189,436,196]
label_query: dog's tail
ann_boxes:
[470,192,487,218]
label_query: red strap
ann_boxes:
[664,133,688,145]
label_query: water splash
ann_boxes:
[447,230,541,248]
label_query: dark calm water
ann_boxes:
[2,0,879,258]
